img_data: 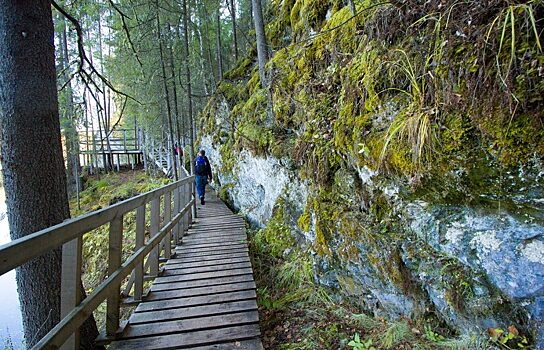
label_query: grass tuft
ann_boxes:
[381,320,414,349]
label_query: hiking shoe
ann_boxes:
[201,197,205,205]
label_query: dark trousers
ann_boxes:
[195,175,208,198]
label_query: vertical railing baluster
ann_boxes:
[163,191,172,259]
[60,237,82,350]
[173,187,180,244]
[190,181,196,220]
[183,183,189,233]
[134,205,145,301]
[106,216,123,337]
[149,198,160,277]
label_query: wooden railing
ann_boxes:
[0,175,196,349]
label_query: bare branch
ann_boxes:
[107,0,144,68]
[51,0,141,104]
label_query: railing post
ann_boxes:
[162,191,172,259]
[182,183,189,232]
[60,238,82,350]
[134,205,145,301]
[191,181,197,220]
[123,129,127,152]
[106,216,123,337]
[149,198,160,277]
[173,188,180,244]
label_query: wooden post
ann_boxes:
[149,198,160,277]
[116,154,120,172]
[123,129,127,152]
[182,183,189,233]
[162,191,172,259]
[173,187,180,244]
[191,181,197,220]
[106,216,123,337]
[134,205,145,301]
[60,238,82,350]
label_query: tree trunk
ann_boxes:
[60,18,80,198]
[216,9,224,80]
[168,36,183,170]
[252,0,268,87]
[229,0,239,61]
[98,14,113,171]
[182,0,195,170]
[156,8,178,180]
[200,2,217,87]
[0,1,100,348]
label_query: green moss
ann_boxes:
[480,113,544,166]
[218,183,235,203]
[223,55,255,80]
[259,197,296,258]
[297,208,311,232]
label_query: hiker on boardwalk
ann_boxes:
[194,150,212,205]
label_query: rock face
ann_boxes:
[202,135,308,226]
[201,96,544,347]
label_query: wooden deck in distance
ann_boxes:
[110,189,263,350]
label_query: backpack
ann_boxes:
[195,156,207,175]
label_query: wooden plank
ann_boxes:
[183,232,247,240]
[190,219,245,227]
[174,247,249,257]
[149,198,160,277]
[154,267,254,284]
[165,256,250,269]
[135,290,257,312]
[190,221,246,228]
[120,311,260,339]
[189,222,246,229]
[110,324,260,350]
[106,216,123,336]
[180,238,248,248]
[173,188,180,243]
[172,339,263,350]
[146,281,256,301]
[175,243,248,254]
[167,251,249,264]
[162,191,172,259]
[129,300,258,324]
[164,261,252,275]
[180,239,248,247]
[133,205,145,301]
[186,227,246,235]
[150,274,255,292]
[173,247,249,259]
[60,237,82,350]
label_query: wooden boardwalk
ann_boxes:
[110,190,263,350]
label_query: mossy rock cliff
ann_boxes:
[200,0,544,347]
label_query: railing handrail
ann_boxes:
[0,175,196,349]
[33,194,193,349]
[0,176,193,276]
